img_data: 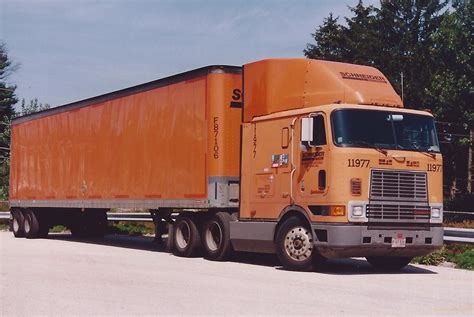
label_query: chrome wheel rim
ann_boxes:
[205,221,222,252]
[13,217,19,232]
[24,215,30,234]
[284,226,313,261]
[175,221,191,250]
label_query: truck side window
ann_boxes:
[311,116,326,146]
[318,170,326,190]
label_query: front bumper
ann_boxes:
[311,224,443,258]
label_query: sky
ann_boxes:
[0,0,379,108]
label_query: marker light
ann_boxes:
[330,206,346,216]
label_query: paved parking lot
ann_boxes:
[0,232,472,316]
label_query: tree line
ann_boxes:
[304,0,473,205]
[0,43,49,199]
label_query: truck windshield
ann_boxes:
[332,109,440,152]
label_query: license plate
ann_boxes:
[391,238,406,248]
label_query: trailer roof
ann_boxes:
[13,65,241,125]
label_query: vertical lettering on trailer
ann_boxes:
[213,117,219,159]
[253,124,257,158]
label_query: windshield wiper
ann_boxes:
[352,141,388,156]
[411,148,437,159]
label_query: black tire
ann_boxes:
[202,212,233,261]
[173,215,201,257]
[166,224,174,252]
[24,209,40,239]
[276,216,314,271]
[11,209,25,238]
[366,256,413,271]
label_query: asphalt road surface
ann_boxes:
[0,232,472,316]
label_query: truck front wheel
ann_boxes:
[276,216,314,271]
[11,209,25,238]
[202,212,233,261]
[173,215,201,257]
[366,256,413,271]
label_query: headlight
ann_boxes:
[431,207,441,218]
[430,204,443,223]
[352,205,364,217]
[348,201,368,222]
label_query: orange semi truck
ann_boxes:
[9,58,444,271]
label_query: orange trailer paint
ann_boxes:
[10,66,242,209]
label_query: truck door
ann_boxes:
[297,113,329,199]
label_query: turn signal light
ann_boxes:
[330,206,346,216]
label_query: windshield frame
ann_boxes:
[330,108,441,153]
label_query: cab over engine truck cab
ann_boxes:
[9,58,443,272]
[232,59,443,271]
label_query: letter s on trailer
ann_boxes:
[9,58,443,271]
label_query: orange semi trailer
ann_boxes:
[9,59,444,271]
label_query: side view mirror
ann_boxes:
[301,117,313,143]
[387,114,404,121]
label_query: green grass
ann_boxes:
[413,244,474,270]
[413,247,447,266]
[0,223,9,231]
[50,225,68,233]
[108,222,154,236]
[452,250,474,270]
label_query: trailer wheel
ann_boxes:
[202,212,233,261]
[173,215,200,257]
[366,256,413,271]
[24,209,40,239]
[276,216,314,271]
[11,209,26,238]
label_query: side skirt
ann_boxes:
[230,221,277,254]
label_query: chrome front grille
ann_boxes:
[366,203,430,223]
[368,169,430,223]
[370,170,428,202]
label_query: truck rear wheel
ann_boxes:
[173,215,200,257]
[366,256,413,271]
[24,209,40,239]
[276,216,314,271]
[11,209,26,238]
[202,212,233,261]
